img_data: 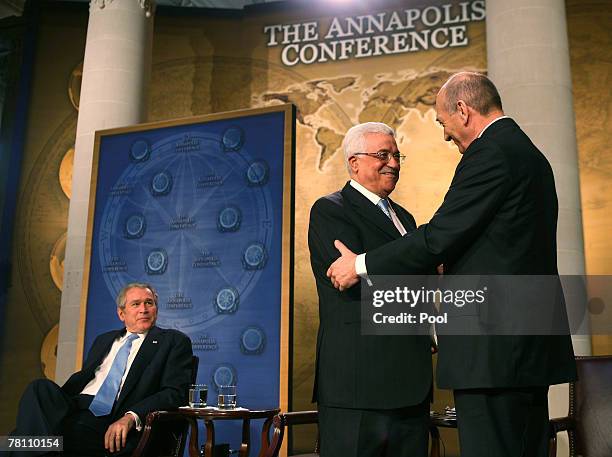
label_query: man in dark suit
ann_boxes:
[9,282,192,457]
[327,73,577,456]
[308,122,433,457]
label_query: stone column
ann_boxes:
[56,0,154,383]
[486,1,588,455]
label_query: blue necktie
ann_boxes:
[89,333,139,416]
[377,199,392,220]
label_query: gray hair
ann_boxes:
[116,282,158,309]
[342,122,396,174]
[440,72,502,115]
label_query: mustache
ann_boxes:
[380,167,399,177]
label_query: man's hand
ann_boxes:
[104,414,135,453]
[326,240,359,291]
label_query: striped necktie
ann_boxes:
[377,199,392,220]
[89,333,139,416]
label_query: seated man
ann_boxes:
[9,282,193,457]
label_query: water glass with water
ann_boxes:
[189,384,208,408]
[217,385,237,409]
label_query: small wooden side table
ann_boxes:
[172,407,280,457]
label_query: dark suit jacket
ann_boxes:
[62,326,193,423]
[364,118,577,389]
[308,182,432,410]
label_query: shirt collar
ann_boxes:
[350,179,386,206]
[121,329,148,341]
[477,115,510,138]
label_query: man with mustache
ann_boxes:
[327,73,577,456]
[8,282,193,456]
[308,122,433,457]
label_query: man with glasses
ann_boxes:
[327,73,577,457]
[308,122,433,457]
[8,282,192,456]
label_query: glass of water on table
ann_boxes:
[189,384,208,408]
[217,385,237,409]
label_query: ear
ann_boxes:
[117,307,125,322]
[456,100,470,125]
[349,155,359,174]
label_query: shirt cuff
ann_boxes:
[355,253,372,286]
[126,411,142,431]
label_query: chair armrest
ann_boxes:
[264,411,319,457]
[280,411,318,426]
[132,410,191,457]
[549,416,575,435]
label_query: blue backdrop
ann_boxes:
[83,105,294,453]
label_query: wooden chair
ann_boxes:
[264,411,319,457]
[429,411,457,457]
[264,409,453,457]
[549,355,612,457]
[131,355,199,457]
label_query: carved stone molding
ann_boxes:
[90,0,155,17]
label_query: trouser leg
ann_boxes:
[454,387,549,457]
[319,400,429,457]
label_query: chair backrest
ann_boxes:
[190,355,199,384]
[570,355,612,457]
[264,411,319,457]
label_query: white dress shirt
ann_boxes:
[81,330,147,429]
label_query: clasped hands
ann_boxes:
[326,240,360,291]
[326,240,445,291]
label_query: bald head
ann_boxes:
[440,72,503,116]
[434,72,505,153]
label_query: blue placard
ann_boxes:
[81,105,294,454]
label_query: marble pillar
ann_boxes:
[57,0,154,383]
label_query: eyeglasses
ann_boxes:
[352,151,406,164]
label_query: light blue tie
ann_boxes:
[89,333,139,416]
[377,199,392,220]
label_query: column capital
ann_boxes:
[90,0,155,17]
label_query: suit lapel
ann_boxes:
[341,182,401,239]
[84,330,123,372]
[114,326,161,412]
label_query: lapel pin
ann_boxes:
[152,340,158,344]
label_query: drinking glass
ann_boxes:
[217,385,237,409]
[189,384,208,408]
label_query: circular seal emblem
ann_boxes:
[242,243,267,270]
[240,326,266,355]
[246,160,269,186]
[217,206,242,232]
[124,213,146,239]
[150,171,173,196]
[222,126,244,152]
[212,364,237,391]
[214,287,239,314]
[130,139,151,162]
[145,248,168,275]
